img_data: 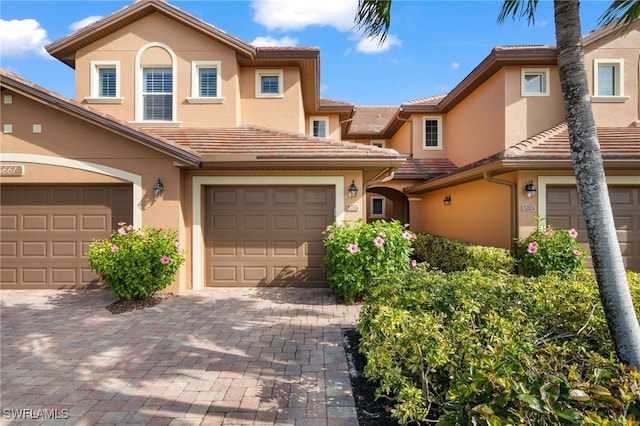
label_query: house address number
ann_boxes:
[0,165,24,176]
[521,203,536,212]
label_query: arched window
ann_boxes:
[134,42,177,123]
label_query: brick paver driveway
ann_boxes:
[0,288,361,425]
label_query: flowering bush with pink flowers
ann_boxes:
[323,219,416,302]
[87,223,186,300]
[515,220,586,277]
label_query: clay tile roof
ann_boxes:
[319,98,354,108]
[393,158,458,179]
[403,94,447,106]
[349,106,399,134]
[0,68,200,165]
[137,125,402,161]
[504,123,640,160]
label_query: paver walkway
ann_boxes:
[0,288,361,425]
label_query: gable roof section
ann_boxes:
[393,158,458,180]
[137,125,405,168]
[0,69,201,166]
[405,123,640,193]
[46,0,255,68]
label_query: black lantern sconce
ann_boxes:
[443,195,451,206]
[348,180,358,198]
[525,180,537,198]
[153,178,164,198]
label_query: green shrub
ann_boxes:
[322,219,415,302]
[413,233,515,273]
[357,268,640,425]
[515,222,587,277]
[87,222,186,300]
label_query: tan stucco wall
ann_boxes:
[408,178,512,249]
[442,71,507,167]
[74,10,317,134]
[503,65,565,145]
[239,67,305,133]
[1,90,189,293]
[584,24,640,127]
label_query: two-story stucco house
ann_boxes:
[1,0,638,292]
[348,22,640,272]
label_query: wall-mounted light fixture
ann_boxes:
[525,180,537,198]
[348,180,358,198]
[443,195,451,206]
[153,178,165,198]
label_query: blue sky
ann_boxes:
[0,0,609,106]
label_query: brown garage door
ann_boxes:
[0,185,133,289]
[546,186,639,272]
[205,186,335,287]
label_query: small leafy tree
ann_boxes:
[323,219,415,302]
[87,222,186,300]
[515,221,587,277]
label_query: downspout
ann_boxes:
[483,171,518,251]
[396,109,413,158]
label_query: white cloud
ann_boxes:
[69,16,103,32]
[251,0,358,31]
[451,62,460,71]
[252,35,298,47]
[0,18,50,59]
[356,34,401,54]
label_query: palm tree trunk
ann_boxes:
[553,0,640,367]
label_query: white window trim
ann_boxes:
[255,69,284,98]
[310,116,329,138]
[371,140,386,148]
[592,59,629,102]
[423,116,443,150]
[85,61,123,104]
[187,60,225,104]
[133,42,179,124]
[521,68,550,97]
[369,196,386,218]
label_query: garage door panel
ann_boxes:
[205,185,334,287]
[0,185,133,289]
[547,186,639,272]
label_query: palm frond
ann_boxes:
[354,0,392,45]
[497,0,539,25]
[598,0,640,35]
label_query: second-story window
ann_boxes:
[310,117,328,138]
[423,116,443,150]
[594,59,624,97]
[521,68,550,96]
[87,61,122,103]
[255,69,283,98]
[143,67,173,121]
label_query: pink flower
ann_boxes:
[175,241,184,249]
[127,224,134,231]
[117,228,127,235]
[568,229,578,238]
[373,236,384,247]
[544,228,554,237]
[573,249,582,256]
[97,272,104,279]
[137,230,145,236]
[379,231,386,238]
[160,256,171,264]
[327,233,334,240]
[347,244,359,254]
[410,259,417,269]
[118,221,126,226]
[527,241,538,254]
[402,231,414,240]
[111,245,120,253]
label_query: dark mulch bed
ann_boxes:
[343,328,399,426]
[105,293,175,314]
